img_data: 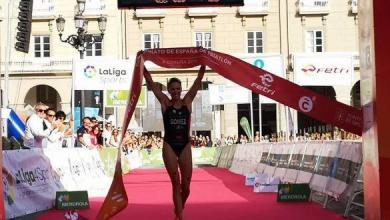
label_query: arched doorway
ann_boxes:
[298,86,336,134]
[24,85,62,110]
[351,81,361,108]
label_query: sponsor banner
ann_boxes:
[273,143,293,179]
[294,54,354,86]
[73,58,134,90]
[296,141,323,183]
[55,191,89,210]
[237,54,285,103]
[209,84,251,105]
[309,141,340,193]
[98,148,132,176]
[105,86,147,108]
[140,148,217,167]
[277,183,311,202]
[43,148,112,198]
[283,142,307,183]
[2,149,62,218]
[325,141,362,197]
[253,173,280,193]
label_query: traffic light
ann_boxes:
[15,0,33,53]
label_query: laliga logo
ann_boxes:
[260,73,274,87]
[299,96,314,113]
[83,65,96,78]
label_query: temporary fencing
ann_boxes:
[2,147,216,219]
[217,140,362,201]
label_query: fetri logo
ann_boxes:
[301,65,316,73]
[250,73,276,96]
[301,64,349,74]
[298,96,314,113]
[84,65,97,78]
[259,73,274,87]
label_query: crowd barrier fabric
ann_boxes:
[213,140,363,201]
[283,142,307,183]
[256,144,272,174]
[3,149,62,219]
[325,141,362,198]
[263,143,283,177]
[273,142,294,180]
[309,141,341,193]
[296,141,324,184]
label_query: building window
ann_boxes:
[305,30,323,52]
[247,31,263,53]
[34,35,50,57]
[144,33,161,49]
[195,32,212,49]
[86,35,102,56]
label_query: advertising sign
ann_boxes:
[73,58,134,90]
[55,191,89,209]
[238,54,285,103]
[294,54,354,86]
[209,84,251,105]
[118,0,244,8]
[106,86,147,108]
[277,183,311,202]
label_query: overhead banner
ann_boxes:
[239,54,285,103]
[73,58,134,90]
[118,0,244,8]
[98,47,363,219]
[293,54,354,86]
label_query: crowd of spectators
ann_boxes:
[214,129,361,147]
[13,102,360,150]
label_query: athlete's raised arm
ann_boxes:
[183,65,205,105]
[143,67,169,106]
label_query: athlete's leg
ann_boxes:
[178,143,193,210]
[162,143,183,220]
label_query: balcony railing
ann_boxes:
[351,0,358,14]
[298,0,330,15]
[238,0,270,16]
[32,0,55,19]
[84,0,106,16]
[1,58,73,73]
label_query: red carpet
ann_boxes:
[38,167,344,220]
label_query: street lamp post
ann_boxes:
[55,0,107,59]
[55,0,107,122]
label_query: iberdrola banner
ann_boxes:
[97,47,363,219]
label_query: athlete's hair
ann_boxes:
[167,77,181,88]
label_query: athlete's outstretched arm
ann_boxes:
[184,65,205,105]
[143,67,169,105]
